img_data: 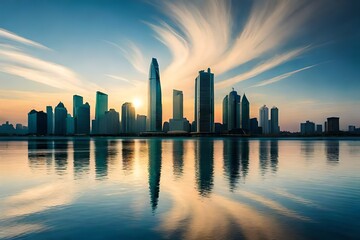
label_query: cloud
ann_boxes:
[0,28,50,50]
[0,32,102,93]
[250,65,316,88]
[106,74,143,86]
[121,0,320,92]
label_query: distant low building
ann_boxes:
[0,121,15,135]
[349,125,356,132]
[327,117,340,133]
[136,115,147,133]
[316,124,323,133]
[300,121,315,135]
[169,118,190,132]
[28,110,47,135]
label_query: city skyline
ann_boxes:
[0,0,359,131]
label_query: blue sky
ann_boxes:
[0,0,359,131]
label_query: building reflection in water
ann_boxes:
[172,140,184,179]
[28,140,53,171]
[259,140,279,175]
[73,138,90,179]
[195,139,214,197]
[94,139,109,180]
[325,140,340,164]
[148,139,162,211]
[122,140,135,173]
[301,141,315,159]
[223,139,250,191]
[54,140,68,175]
[270,141,279,173]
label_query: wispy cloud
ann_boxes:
[0,29,101,93]
[121,0,320,91]
[106,40,148,75]
[250,65,316,88]
[0,28,50,50]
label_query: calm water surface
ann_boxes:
[0,137,359,239]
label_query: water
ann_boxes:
[0,137,359,239]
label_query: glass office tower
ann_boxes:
[147,58,162,132]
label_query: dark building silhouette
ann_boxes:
[224,89,241,131]
[195,139,214,196]
[76,102,90,135]
[222,95,228,130]
[93,91,108,134]
[122,102,136,133]
[73,95,83,133]
[28,110,47,135]
[316,124,323,133]
[194,68,214,133]
[46,106,53,135]
[104,109,120,135]
[147,58,162,132]
[270,107,280,134]
[241,94,250,132]
[148,139,162,211]
[163,121,169,133]
[54,102,67,135]
[326,117,340,133]
[136,114,147,133]
[300,121,315,135]
[250,118,260,134]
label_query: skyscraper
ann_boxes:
[136,114,147,133]
[259,105,269,134]
[270,106,279,134]
[121,102,136,133]
[173,89,183,119]
[241,94,250,132]
[94,91,108,134]
[105,109,120,135]
[222,95,228,129]
[194,68,214,133]
[28,110,47,135]
[73,95,83,133]
[147,58,162,132]
[46,106,53,135]
[77,102,90,135]
[227,89,240,131]
[327,117,340,133]
[54,102,67,135]
[66,114,75,135]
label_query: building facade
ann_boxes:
[76,102,90,135]
[122,102,136,133]
[54,102,67,135]
[194,68,214,133]
[46,106,53,135]
[173,89,183,119]
[147,58,162,131]
[270,106,279,134]
[241,94,250,132]
[259,105,269,134]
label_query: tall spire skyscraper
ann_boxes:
[147,58,162,132]
[259,105,269,134]
[241,94,250,132]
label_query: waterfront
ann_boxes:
[0,138,359,239]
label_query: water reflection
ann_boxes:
[148,139,162,211]
[94,139,109,179]
[195,139,214,197]
[122,140,135,173]
[54,140,68,175]
[325,140,340,164]
[28,140,53,171]
[301,141,315,159]
[259,140,279,175]
[223,139,250,191]
[73,139,90,179]
[172,140,184,179]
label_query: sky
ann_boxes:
[0,0,359,132]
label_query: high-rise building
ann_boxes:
[270,106,279,134]
[147,58,162,132]
[316,124,323,133]
[76,102,90,135]
[105,109,120,135]
[327,117,340,133]
[66,114,75,135]
[173,89,183,119]
[194,68,214,133]
[46,106,53,135]
[94,91,108,134]
[259,105,269,134]
[225,89,241,131]
[54,102,67,135]
[222,95,228,130]
[250,118,259,134]
[121,102,136,133]
[241,94,250,132]
[73,95,83,133]
[300,121,315,135]
[28,110,47,135]
[136,115,147,133]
